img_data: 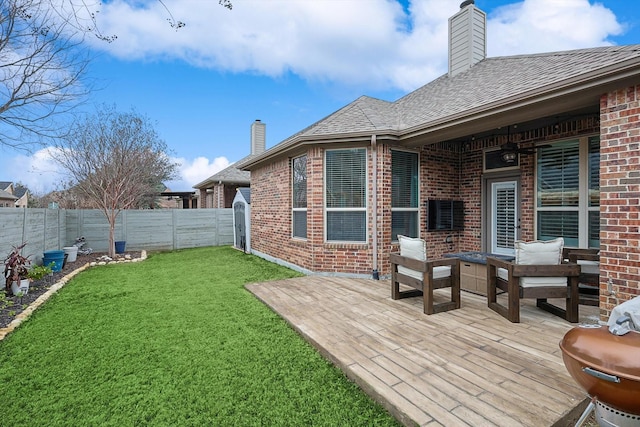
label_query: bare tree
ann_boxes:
[49,105,178,257]
[0,0,92,150]
[0,0,232,151]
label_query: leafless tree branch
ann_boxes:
[0,0,91,150]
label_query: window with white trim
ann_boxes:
[325,148,366,242]
[391,149,419,241]
[536,136,599,248]
[292,155,307,239]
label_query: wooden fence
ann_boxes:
[0,208,233,263]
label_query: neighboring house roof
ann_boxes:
[193,155,251,189]
[0,181,12,192]
[13,186,27,199]
[0,189,18,201]
[241,44,640,169]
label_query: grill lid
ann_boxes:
[561,325,640,381]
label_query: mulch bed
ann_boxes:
[1,251,141,330]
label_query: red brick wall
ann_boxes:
[420,144,463,257]
[197,187,218,208]
[600,85,640,317]
[199,184,238,209]
[251,145,378,275]
[198,189,208,208]
[250,115,602,280]
[251,142,465,276]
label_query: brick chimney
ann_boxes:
[250,119,266,155]
[448,0,486,77]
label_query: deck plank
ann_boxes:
[246,276,597,427]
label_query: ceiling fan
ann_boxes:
[499,126,551,162]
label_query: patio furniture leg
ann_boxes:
[507,277,520,323]
[567,276,579,322]
[487,261,497,306]
[423,276,435,315]
[391,265,400,300]
[452,265,461,310]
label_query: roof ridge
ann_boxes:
[486,44,640,61]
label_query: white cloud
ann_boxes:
[165,155,230,191]
[486,0,623,56]
[88,0,625,92]
[0,148,66,195]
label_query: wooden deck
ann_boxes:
[246,276,600,427]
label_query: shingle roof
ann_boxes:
[13,186,27,198]
[0,189,17,200]
[302,96,396,136]
[193,156,251,189]
[210,164,250,183]
[241,44,640,168]
[237,187,251,204]
[396,45,640,130]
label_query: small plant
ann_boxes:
[4,242,31,294]
[27,263,53,282]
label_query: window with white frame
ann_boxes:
[292,155,307,239]
[325,148,366,242]
[391,150,419,241]
[536,136,599,248]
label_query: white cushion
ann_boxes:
[397,235,452,281]
[398,235,425,281]
[496,267,566,287]
[515,237,564,265]
[399,235,426,261]
[512,238,566,288]
[433,265,452,280]
[578,260,600,276]
[521,277,567,288]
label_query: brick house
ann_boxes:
[195,120,265,208]
[240,3,640,318]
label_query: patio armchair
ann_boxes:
[486,238,580,323]
[562,247,600,306]
[390,235,460,315]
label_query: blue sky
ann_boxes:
[2,0,639,194]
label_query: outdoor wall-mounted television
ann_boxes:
[427,200,464,231]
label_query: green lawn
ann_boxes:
[0,246,400,426]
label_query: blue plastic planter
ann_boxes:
[43,250,65,272]
[115,241,126,254]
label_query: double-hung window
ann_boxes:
[325,148,366,242]
[292,155,307,239]
[536,136,599,248]
[391,150,419,241]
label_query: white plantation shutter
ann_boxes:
[537,140,580,207]
[588,136,600,247]
[536,137,600,248]
[495,185,516,251]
